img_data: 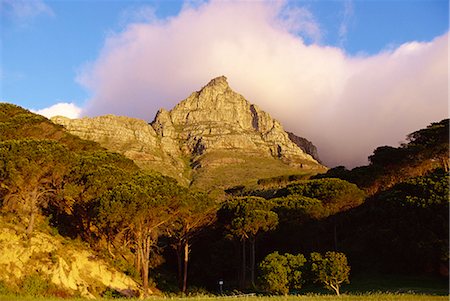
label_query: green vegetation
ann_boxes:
[310,252,350,296]
[218,197,278,288]
[0,295,448,301]
[0,104,448,298]
[190,150,322,195]
[259,252,307,295]
[316,119,449,195]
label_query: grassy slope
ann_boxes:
[0,103,100,152]
[190,150,325,194]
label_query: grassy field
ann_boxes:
[0,294,448,301]
[0,274,447,301]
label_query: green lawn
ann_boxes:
[0,294,448,301]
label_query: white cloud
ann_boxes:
[118,5,157,27]
[338,0,354,46]
[278,5,322,43]
[1,0,54,22]
[33,102,82,119]
[77,0,448,168]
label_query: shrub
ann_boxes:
[259,251,306,295]
[102,287,123,298]
[21,273,49,297]
[0,280,12,295]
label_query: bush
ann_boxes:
[0,280,12,295]
[259,251,306,295]
[102,287,123,298]
[21,273,49,297]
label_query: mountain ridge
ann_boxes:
[53,76,326,190]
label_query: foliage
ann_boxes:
[94,171,183,295]
[21,273,49,297]
[272,195,325,222]
[406,119,449,171]
[276,178,365,217]
[0,280,12,296]
[310,251,350,295]
[168,189,217,293]
[259,252,306,295]
[52,151,138,239]
[330,168,450,275]
[0,139,74,236]
[218,197,278,288]
[101,287,123,298]
[315,119,449,194]
[219,197,278,241]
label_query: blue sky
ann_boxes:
[0,0,448,167]
[1,0,447,111]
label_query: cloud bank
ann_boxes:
[77,0,448,168]
[33,102,81,119]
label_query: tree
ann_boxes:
[168,190,216,293]
[95,172,181,296]
[259,252,306,295]
[281,178,365,215]
[310,251,350,295]
[0,139,73,237]
[218,197,278,288]
[406,119,449,172]
[57,151,137,240]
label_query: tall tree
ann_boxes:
[0,139,73,237]
[218,197,278,288]
[168,190,216,293]
[95,172,181,296]
[58,151,137,240]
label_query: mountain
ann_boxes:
[53,76,326,191]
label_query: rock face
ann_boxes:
[53,76,326,190]
[152,76,316,163]
[287,131,321,163]
[0,225,140,298]
[52,115,189,185]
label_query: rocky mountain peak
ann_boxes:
[53,76,326,189]
[203,75,229,91]
[151,76,321,166]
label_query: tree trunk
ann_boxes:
[182,240,189,294]
[141,236,151,297]
[240,239,246,289]
[330,282,340,296]
[135,245,142,277]
[26,189,38,238]
[142,259,149,297]
[176,243,183,292]
[107,241,115,258]
[250,236,256,288]
[441,156,449,172]
[26,209,36,238]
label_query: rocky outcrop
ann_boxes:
[287,131,321,163]
[0,225,140,298]
[53,76,326,189]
